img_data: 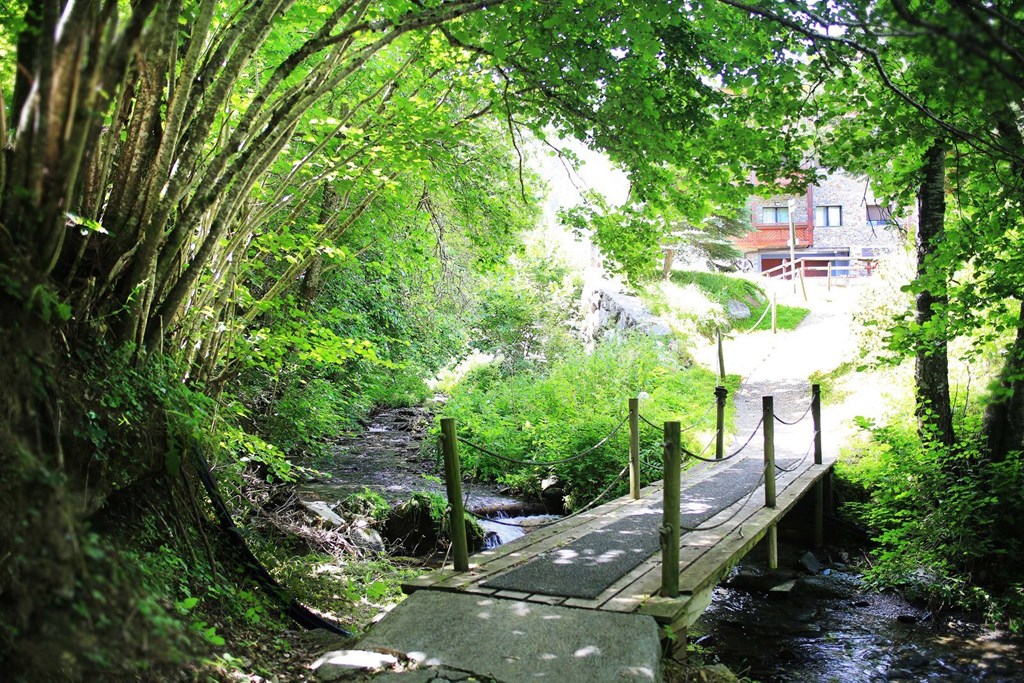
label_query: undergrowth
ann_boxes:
[838,410,1024,631]
[440,334,731,510]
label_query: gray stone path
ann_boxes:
[357,591,661,682]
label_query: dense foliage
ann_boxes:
[5,0,1024,677]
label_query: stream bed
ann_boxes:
[301,406,1024,681]
[692,541,1024,682]
[300,405,546,517]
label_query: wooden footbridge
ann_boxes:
[402,385,835,643]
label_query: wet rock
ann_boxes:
[796,575,858,599]
[768,579,797,596]
[896,614,920,624]
[541,475,565,514]
[726,568,799,593]
[799,550,824,573]
[303,501,345,527]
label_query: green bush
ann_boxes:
[838,413,1024,630]
[441,335,725,509]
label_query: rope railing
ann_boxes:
[679,464,768,532]
[439,383,826,578]
[739,301,773,334]
[774,431,818,473]
[457,413,629,468]
[479,465,629,530]
[773,399,814,426]
[638,399,716,435]
[719,416,764,460]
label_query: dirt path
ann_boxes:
[693,278,886,458]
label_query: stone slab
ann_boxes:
[357,591,660,683]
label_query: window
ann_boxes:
[815,205,842,227]
[761,206,789,224]
[866,204,892,227]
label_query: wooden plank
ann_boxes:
[521,594,567,606]
[435,496,662,591]
[410,455,834,619]
[674,463,831,596]
[592,459,833,612]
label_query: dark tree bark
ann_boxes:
[982,111,1024,460]
[914,141,954,446]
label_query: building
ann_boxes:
[736,169,908,276]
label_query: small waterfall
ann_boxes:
[479,515,561,549]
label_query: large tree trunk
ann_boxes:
[984,300,1024,460]
[982,111,1024,460]
[914,141,954,446]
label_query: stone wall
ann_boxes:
[811,170,904,252]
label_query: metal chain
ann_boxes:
[457,414,629,467]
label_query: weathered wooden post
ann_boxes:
[762,396,778,570]
[771,292,778,334]
[827,261,833,291]
[629,397,641,500]
[716,328,726,382]
[715,386,728,460]
[812,384,822,465]
[440,418,470,572]
[812,384,824,548]
[661,421,681,598]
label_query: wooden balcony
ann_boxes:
[736,223,813,250]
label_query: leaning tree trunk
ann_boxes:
[914,141,954,446]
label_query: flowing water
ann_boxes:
[300,405,546,517]
[692,541,1024,682]
[478,514,563,548]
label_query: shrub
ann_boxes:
[441,334,726,509]
[838,412,1024,630]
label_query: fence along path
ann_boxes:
[403,383,835,640]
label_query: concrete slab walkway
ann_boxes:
[356,591,661,682]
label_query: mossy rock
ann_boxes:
[383,492,485,555]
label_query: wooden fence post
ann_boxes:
[661,421,681,598]
[812,384,824,548]
[440,418,469,572]
[771,292,777,334]
[762,396,778,570]
[717,328,726,382]
[715,386,728,460]
[629,397,640,500]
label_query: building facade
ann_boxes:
[736,169,908,276]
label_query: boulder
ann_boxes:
[726,300,751,319]
[302,500,345,527]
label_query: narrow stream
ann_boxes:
[692,541,1024,682]
[478,515,562,549]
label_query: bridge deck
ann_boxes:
[403,456,834,626]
